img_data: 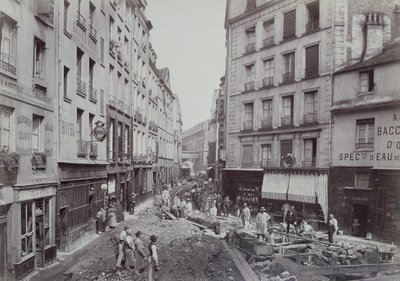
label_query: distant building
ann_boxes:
[182,121,209,173]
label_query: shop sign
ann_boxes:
[92,121,106,141]
[17,187,55,201]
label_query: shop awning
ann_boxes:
[261,172,289,201]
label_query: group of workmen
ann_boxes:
[115,225,160,280]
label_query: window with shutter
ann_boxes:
[359,70,374,93]
[283,52,295,83]
[283,10,296,39]
[281,96,293,126]
[305,44,319,78]
[280,140,292,167]
[35,0,55,26]
[356,119,374,149]
[0,13,17,75]
[242,145,253,167]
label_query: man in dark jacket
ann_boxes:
[285,205,298,234]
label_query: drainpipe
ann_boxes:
[56,0,61,172]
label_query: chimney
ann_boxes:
[364,13,384,60]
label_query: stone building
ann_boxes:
[223,0,400,226]
[223,0,333,219]
[0,1,58,279]
[182,120,209,173]
[330,7,400,241]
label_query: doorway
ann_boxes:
[58,206,69,251]
[352,204,368,237]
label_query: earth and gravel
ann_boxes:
[64,208,245,281]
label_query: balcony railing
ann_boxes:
[76,78,86,96]
[303,112,318,124]
[261,117,273,129]
[76,12,86,30]
[89,24,97,41]
[77,140,88,156]
[282,71,295,83]
[305,19,320,33]
[244,81,255,91]
[305,66,319,79]
[281,116,293,126]
[89,85,97,101]
[262,77,274,88]
[263,36,274,48]
[0,52,16,75]
[89,142,98,157]
[245,43,255,53]
[260,160,272,168]
[109,96,131,115]
[355,142,374,149]
[243,121,253,131]
[133,153,155,164]
[302,158,316,168]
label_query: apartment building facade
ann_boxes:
[329,2,400,241]
[0,1,58,279]
[224,0,333,219]
[0,0,183,278]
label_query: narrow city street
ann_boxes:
[31,199,244,281]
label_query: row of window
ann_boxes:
[243,43,319,92]
[241,138,317,168]
[244,1,320,52]
[243,90,318,129]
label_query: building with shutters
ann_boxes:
[0,0,58,279]
[223,0,400,226]
[182,121,210,173]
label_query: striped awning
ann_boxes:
[261,172,289,201]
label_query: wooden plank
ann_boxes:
[222,240,260,281]
[298,263,400,276]
[183,218,208,230]
[164,211,177,220]
[354,275,400,281]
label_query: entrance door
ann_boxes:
[352,204,368,237]
[58,207,69,251]
[35,213,45,267]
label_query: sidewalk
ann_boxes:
[29,199,154,281]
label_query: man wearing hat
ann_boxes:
[148,235,160,281]
[116,226,129,268]
[285,205,298,234]
[240,203,251,229]
[256,207,271,239]
[134,231,146,274]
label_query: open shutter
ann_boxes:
[48,0,55,25]
[36,0,51,14]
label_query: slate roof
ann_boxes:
[336,40,400,73]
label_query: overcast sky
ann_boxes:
[146,0,226,131]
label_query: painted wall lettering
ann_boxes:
[60,120,75,136]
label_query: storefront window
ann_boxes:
[21,202,34,257]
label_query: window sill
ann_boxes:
[242,50,257,56]
[0,68,17,80]
[241,89,256,94]
[302,74,320,81]
[33,76,48,89]
[76,91,87,98]
[354,147,374,152]
[64,29,72,38]
[279,80,296,86]
[89,97,97,103]
[344,186,372,191]
[260,43,276,51]
[357,91,374,97]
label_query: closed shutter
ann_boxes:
[36,0,51,14]
[283,10,296,38]
[305,44,319,77]
[242,145,253,167]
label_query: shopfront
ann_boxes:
[11,185,56,279]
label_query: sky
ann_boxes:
[146,0,227,131]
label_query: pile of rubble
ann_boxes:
[251,260,297,281]
[307,241,380,266]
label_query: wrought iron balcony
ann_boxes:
[305,19,320,33]
[89,24,97,41]
[76,12,86,30]
[302,158,316,168]
[76,78,86,96]
[303,112,318,124]
[281,116,293,126]
[305,66,319,79]
[244,81,255,91]
[77,140,88,156]
[89,141,98,157]
[89,85,97,101]
[133,153,155,164]
[262,77,274,88]
[355,142,374,149]
[282,71,295,83]
[0,52,16,75]
[243,121,253,131]
[245,43,255,53]
[263,36,274,48]
[261,117,273,129]
[260,160,272,168]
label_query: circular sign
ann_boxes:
[92,125,106,141]
[282,153,296,168]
